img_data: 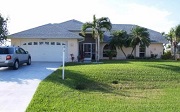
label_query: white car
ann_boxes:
[0,46,31,70]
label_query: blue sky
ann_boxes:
[0,0,180,34]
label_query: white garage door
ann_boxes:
[21,40,68,62]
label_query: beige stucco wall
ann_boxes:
[100,43,137,59]
[146,43,164,58]
[116,47,133,59]
[100,43,164,59]
[11,38,79,62]
[67,39,79,62]
[11,38,20,46]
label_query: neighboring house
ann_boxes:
[9,19,167,62]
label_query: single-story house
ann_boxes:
[9,19,167,62]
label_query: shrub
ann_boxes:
[151,54,158,59]
[75,83,86,90]
[112,80,118,84]
[105,50,117,60]
[161,51,172,59]
[127,54,134,59]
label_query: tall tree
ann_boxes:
[0,14,8,45]
[81,15,112,62]
[173,24,180,60]
[167,28,175,45]
[110,30,129,58]
[174,24,180,42]
[129,26,150,56]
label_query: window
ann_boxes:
[39,42,44,45]
[51,42,55,45]
[103,44,116,57]
[15,48,21,54]
[0,48,13,54]
[139,44,146,58]
[23,43,26,45]
[28,42,32,45]
[56,42,61,45]
[34,42,38,45]
[19,48,26,54]
[45,42,49,45]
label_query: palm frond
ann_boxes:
[99,22,112,31]
[98,17,110,23]
[93,15,96,25]
[110,30,129,49]
[92,30,96,39]
[130,26,150,47]
[81,15,112,41]
[98,17,112,31]
[98,31,104,41]
[175,24,180,40]
[81,22,94,36]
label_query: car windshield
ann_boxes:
[0,48,14,54]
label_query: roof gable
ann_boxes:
[55,19,83,31]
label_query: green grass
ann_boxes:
[26,60,180,112]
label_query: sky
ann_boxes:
[0,0,180,34]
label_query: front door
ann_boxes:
[83,43,92,61]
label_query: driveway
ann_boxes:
[0,62,61,112]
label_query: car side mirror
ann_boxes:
[26,51,29,54]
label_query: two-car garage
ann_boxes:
[19,39,68,62]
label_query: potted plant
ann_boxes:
[70,54,74,62]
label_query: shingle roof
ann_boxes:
[9,19,83,39]
[103,24,167,43]
[9,19,167,43]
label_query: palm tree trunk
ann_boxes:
[130,46,136,56]
[174,44,177,60]
[97,35,100,62]
[95,38,98,62]
[120,47,127,58]
[174,38,177,60]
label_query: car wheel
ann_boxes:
[13,60,19,70]
[27,57,31,65]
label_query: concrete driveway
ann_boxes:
[0,62,61,112]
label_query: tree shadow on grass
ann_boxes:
[45,69,132,97]
[148,64,180,73]
[46,69,112,92]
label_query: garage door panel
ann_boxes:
[21,40,67,62]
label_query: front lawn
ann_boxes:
[26,60,180,112]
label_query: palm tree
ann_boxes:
[129,26,150,56]
[173,24,180,60]
[167,28,175,45]
[165,28,175,59]
[174,25,180,43]
[81,15,112,62]
[110,30,129,58]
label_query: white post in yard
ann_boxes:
[62,45,65,80]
